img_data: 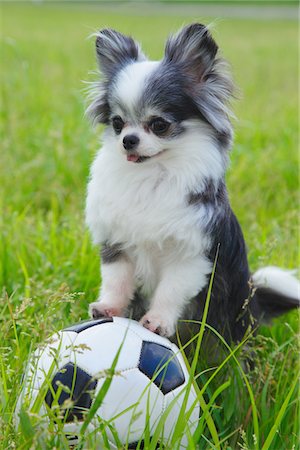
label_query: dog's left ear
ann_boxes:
[165,24,234,144]
[164,24,218,81]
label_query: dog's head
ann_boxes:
[87,24,234,164]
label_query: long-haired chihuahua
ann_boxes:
[85,24,299,345]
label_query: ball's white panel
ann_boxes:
[69,321,142,374]
[96,368,164,444]
[163,384,199,448]
[24,331,77,390]
[113,317,173,348]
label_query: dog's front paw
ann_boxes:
[89,302,124,320]
[140,311,176,337]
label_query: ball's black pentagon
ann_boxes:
[138,341,185,394]
[45,362,97,422]
[63,318,113,333]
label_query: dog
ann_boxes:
[85,24,299,346]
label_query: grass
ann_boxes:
[0,2,299,449]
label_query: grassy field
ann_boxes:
[0,3,299,449]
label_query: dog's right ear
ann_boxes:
[95,29,146,78]
[86,30,146,125]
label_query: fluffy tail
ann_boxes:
[252,266,300,320]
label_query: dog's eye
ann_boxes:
[112,116,124,134]
[149,118,170,135]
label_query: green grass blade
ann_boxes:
[261,371,299,450]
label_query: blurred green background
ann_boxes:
[0,2,299,448]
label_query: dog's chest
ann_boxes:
[87,150,210,257]
[106,178,182,238]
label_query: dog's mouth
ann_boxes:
[127,153,149,163]
[127,150,166,163]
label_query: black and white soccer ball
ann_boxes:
[16,317,200,448]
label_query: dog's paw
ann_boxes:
[89,302,123,320]
[140,311,175,337]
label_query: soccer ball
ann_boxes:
[16,317,200,448]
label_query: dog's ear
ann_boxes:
[95,28,146,78]
[164,24,218,81]
[165,24,234,144]
[86,29,146,125]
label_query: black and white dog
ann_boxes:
[85,24,299,344]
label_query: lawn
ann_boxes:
[0,2,299,449]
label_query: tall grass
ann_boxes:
[1,2,299,449]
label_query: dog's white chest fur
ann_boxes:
[86,140,212,293]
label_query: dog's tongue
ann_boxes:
[127,154,140,163]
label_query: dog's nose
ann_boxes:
[123,134,140,151]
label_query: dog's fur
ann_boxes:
[85,24,299,344]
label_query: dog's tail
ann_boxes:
[251,266,300,320]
